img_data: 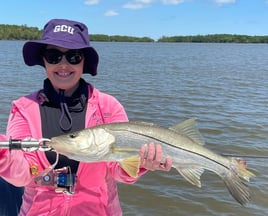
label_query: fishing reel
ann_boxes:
[34,166,76,194]
[0,137,77,194]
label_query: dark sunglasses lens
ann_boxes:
[65,50,83,65]
[43,49,62,64]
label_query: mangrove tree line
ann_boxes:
[1,24,268,43]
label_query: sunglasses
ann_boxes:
[43,49,84,65]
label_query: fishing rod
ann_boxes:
[0,137,51,151]
[220,153,268,159]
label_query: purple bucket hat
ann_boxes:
[23,19,99,76]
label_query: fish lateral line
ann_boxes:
[115,130,231,171]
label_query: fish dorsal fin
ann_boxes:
[120,156,140,178]
[176,167,204,188]
[169,118,205,145]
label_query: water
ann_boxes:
[1,41,268,215]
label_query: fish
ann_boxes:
[48,118,255,206]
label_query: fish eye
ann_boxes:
[69,134,76,139]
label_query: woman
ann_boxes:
[0,19,172,215]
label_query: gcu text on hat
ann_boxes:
[53,25,74,34]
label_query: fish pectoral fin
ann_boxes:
[169,118,205,146]
[120,156,141,178]
[177,167,204,188]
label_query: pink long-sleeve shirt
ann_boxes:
[0,85,147,216]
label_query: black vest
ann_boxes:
[39,78,89,172]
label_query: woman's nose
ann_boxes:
[58,55,69,65]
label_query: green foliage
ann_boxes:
[0,24,154,42]
[90,34,110,41]
[90,34,154,42]
[158,34,268,43]
[1,24,268,43]
[0,24,41,40]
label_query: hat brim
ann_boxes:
[23,40,99,75]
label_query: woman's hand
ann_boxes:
[139,143,172,171]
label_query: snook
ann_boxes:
[49,118,255,206]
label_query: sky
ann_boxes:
[1,0,268,40]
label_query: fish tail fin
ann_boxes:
[223,158,255,206]
[223,172,251,206]
[120,156,141,178]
